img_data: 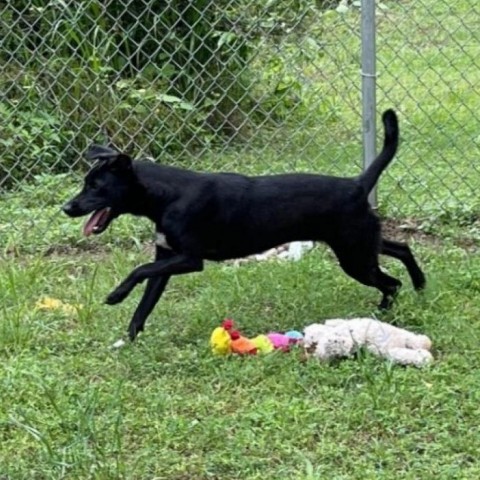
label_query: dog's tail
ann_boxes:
[358,109,399,194]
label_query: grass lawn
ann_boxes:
[1,238,480,479]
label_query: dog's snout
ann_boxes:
[62,201,75,215]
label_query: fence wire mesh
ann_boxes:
[1,0,479,253]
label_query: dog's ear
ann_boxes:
[110,153,132,171]
[86,144,120,161]
[86,144,132,171]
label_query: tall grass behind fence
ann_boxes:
[0,0,479,253]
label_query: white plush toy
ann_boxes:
[303,318,433,367]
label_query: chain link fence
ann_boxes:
[1,0,479,253]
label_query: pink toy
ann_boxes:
[267,332,292,352]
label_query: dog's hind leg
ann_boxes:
[380,239,426,290]
[333,247,402,310]
[372,267,403,310]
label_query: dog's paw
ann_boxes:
[378,296,394,311]
[414,273,426,291]
[105,286,130,305]
[128,322,143,341]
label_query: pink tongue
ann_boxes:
[83,209,108,236]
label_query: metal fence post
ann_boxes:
[361,0,377,207]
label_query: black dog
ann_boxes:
[62,109,425,340]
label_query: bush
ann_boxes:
[0,100,75,188]
[1,0,329,187]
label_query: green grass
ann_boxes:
[1,241,480,478]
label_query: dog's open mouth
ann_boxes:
[83,208,112,236]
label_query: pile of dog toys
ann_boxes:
[209,317,434,367]
[210,318,303,355]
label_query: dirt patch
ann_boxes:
[381,218,442,245]
[382,217,478,252]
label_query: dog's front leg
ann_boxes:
[106,254,204,306]
[127,247,174,341]
[127,276,170,340]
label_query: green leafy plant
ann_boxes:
[0,101,75,188]
[1,0,332,188]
